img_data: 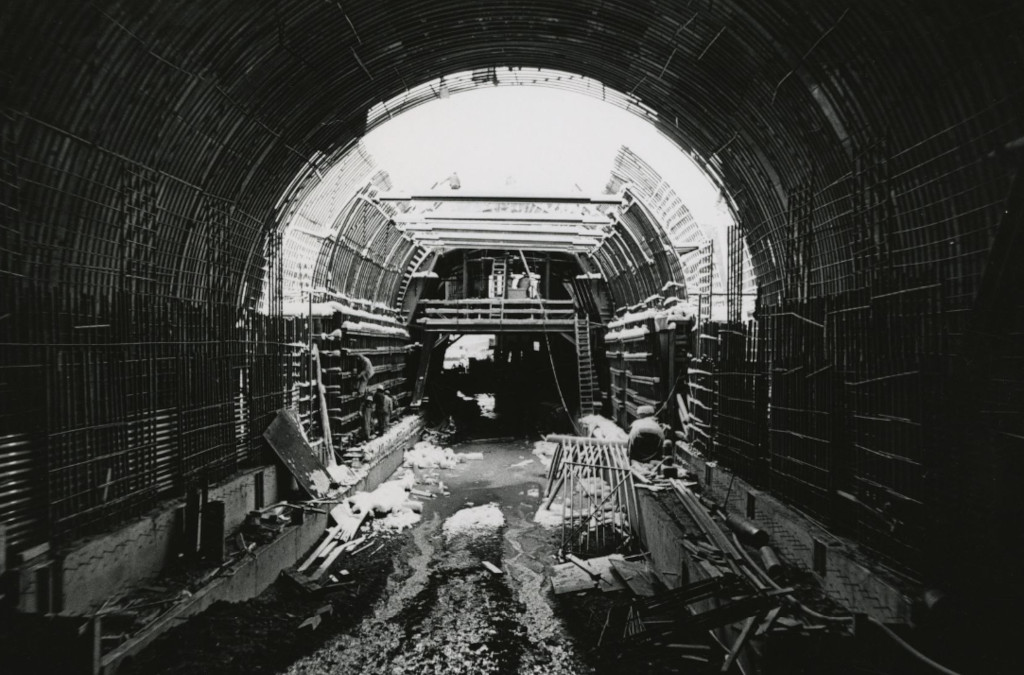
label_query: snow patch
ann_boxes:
[308,470,332,495]
[577,476,612,500]
[326,463,361,486]
[509,458,534,469]
[532,440,558,468]
[443,503,505,539]
[373,509,421,532]
[604,324,649,342]
[347,470,415,515]
[533,503,566,528]
[404,440,460,469]
[580,414,629,442]
[476,393,496,419]
[403,440,485,469]
[342,320,409,338]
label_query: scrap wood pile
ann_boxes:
[608,575,796,670]
[92,584,195,653]
[541,434,641,557]
[637,479,854,669]
[293,434,482,596]
[91,498,317,654]
[551,553,658,596]
[288,470,425,593]
[420,416,457,446]
[547,449,856,671]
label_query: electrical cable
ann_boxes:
[544,328,582,435]
[729,532,856,625]
[866,616,964,675]
[652,365,691,422]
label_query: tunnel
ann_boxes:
[2,1,1024,673]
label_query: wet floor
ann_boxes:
[281,439,593,675]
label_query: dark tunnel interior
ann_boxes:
[2,1,1024,672]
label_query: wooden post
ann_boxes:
[182,489,202,558]
[543,254,551,299]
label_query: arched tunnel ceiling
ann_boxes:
[273,70,729,314]
[2,1,1023,311]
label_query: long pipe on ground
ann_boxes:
[758,545,783,579]
[724,512,769,547]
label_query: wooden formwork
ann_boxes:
[544,435,641,558]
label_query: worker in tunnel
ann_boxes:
[360,392,376,439]
[628,404,668,462]
[374,386,394,434]
[353,353,375,396]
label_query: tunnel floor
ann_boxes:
[283,440,589,674]
[127,438,597,675]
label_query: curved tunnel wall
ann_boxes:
[1,1,1023,593]
[4,1,1020,305]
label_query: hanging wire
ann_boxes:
[542,317,582,435]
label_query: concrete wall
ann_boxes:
[100,425,421,674]
[678,447,918,623]
[211,466,278,535]
[54,415,420,616]
[58,466,278,615]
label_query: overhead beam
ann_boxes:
[394,212,614,225]
[425,242,598,254]
[377,191,625,204]
[398,222,608,237]
[424,242,598,253]
[414,236,599,247]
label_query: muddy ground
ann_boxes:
[125,437,614,675]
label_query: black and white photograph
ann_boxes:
[1,1,1022,673]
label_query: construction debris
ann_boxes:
[609,557,657,597]
[543,434,640,557]
[551,554,628,594]
[298,614,322,631]
[263,409,336,499]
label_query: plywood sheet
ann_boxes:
[551,554,627,594]
[610,557,657,597]
[264,408,333,498]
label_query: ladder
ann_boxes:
[575,315,597,415]
[489,257,507,299]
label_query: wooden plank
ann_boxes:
[312,345,334,464]
[263,409,333,499]
[310,546,345,580]
[720,611,766,673]
[609,557,657,597]
[551,554,627,594]
[297,523,344,572]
